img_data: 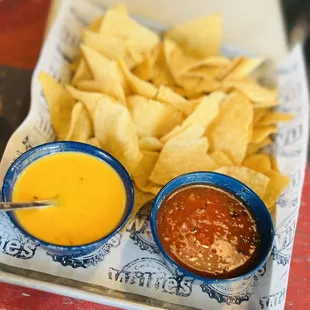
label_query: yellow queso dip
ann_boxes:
[12,152,126,246]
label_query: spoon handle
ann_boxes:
[0,200,57,211]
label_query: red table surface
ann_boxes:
[0,1,310,309]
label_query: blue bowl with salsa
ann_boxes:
[150,171,274,284]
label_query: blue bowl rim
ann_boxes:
[1,141,134,252]
[150,171,275,284]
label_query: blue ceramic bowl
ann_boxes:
[150,171,274,284]
[1,141,134,256]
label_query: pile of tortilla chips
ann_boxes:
[39,5,293,218]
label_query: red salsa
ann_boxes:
[157,185,259,279]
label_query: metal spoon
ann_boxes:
[0,200,58,211]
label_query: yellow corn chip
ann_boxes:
[152,44,175,87]
[188,56,231,70]
[209,150,233,166]
[259,112,294,126]
[150,136,216,185]
[39,72,75,140]
[161,92,225,143]
[253,108,269,126]
[132,151,161,195]
[71,58,92,86]
[168,124,206,142]
[215,166,270,198]
[156,85,192,115]
[76,80,101,92]
[94,97,142,173]
[65,85,104,118]
[81,45,128,103]
[251,126,278,144]
[208,92,253,164]
[132,50,156,80]
[87,16,103,32]
[230,78,278,104]
[176,75,220,94]
[81,45,123,83]
[76,79,126,105]
[164,38,198,78]
[66,102,93,142]
[119,59,158,98]
[262,169,290,209]
[184,66,224,80]
[223,57,263,81]
[246,137,272,156]
[82,30,137,69]
[99,6,159,55]
[216,57,244,80]
[243,153,272,173]
[127,95,183,138]
[165,13,222,58]
[270,154,280,172]
[139,136,163,152]
[253,101,279,109]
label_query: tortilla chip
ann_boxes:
[132,50,156,80]
[223,57,263,80]
[216,57,244,80]
[253,108,269,126]
[127,95,183,138]
[76,80,102,92]
[188,56,231,69]
[251,126,278,144]
[94,97,142,173]
[184,66,224,80]
[253,101,279,109]
[81,45,122,83]
[262,169,290,209]
[132,151,161,195]
[150,136,216,185]
[87,16,103,32]
[39,72,75,140]
[71,58,92,86]
[230,78,278,104]
[66,102,93,142]
[152,43,175,87]
[139,136,163,152]
[183,92,225,128]
[246,137,272,156]
[161,92,225,143]
[259,112,294,126]
[99,6,159,55]
[176,75,220,93]
[270,154,280,172]
[215,166,270,198]
[82,30,137,69]
[65,85,105,118]
[165,13,222,58]
[156,85,192,115]
[207,92,253,164]
[119,59,158,98]
[164,38,198,78]
[209,150,233,166]
[243,153,272,173]
[87,137,101,148]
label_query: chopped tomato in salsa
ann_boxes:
[157,185,259,278]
